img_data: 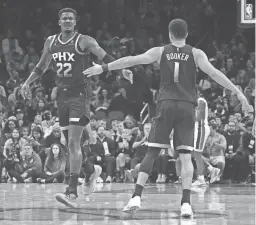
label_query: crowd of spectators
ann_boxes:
[0,0,255,185]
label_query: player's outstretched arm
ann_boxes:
[80,35,134,82]
[24,37,53,85]
[83,47,163,77]
[20,36,53,99]
[194,48,250,113]
[107,47,163,70]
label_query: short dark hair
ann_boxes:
[168,19,188,39]
[58,8,77,19]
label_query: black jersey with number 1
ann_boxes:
[158,44,197,104]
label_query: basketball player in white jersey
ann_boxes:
[192,89,220,186]
[175,89,220,186]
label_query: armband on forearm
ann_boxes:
[102,64,109,72]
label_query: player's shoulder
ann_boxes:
[197,97,207,105]
[44,35,57,47]
[192,47,207,59]
[77,34,98,48]
[79,34,96,43]
[46,35,57,43]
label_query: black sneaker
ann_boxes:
[55,187,78,208]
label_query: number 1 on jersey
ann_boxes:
[174,62,180,82]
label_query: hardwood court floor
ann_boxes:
[0,182,254,225]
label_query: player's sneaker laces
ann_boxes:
[180,203,193,218]
[55,187,78,208]
[210,167,220,184]
[192,177,207,186]
[83,165,102,196]
[123,196,141,213]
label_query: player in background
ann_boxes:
[175,88,220,186]
[20,8,132,208]
[84,19,250,218]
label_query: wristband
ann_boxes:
[102,64,109,72]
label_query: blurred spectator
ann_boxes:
[37,144,66,184]
[116,128,133,182]
[204,120,227,182]
[231,121,255,183]
[130,123,151,170]
[89,126,116,183]
[223,121,241,180]
[2,30,23,65]
[39,123,66,167]
[13,143,42,183]
[23,45,40,70]
[155,149,170,183]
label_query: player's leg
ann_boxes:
[81,124,95,176]
[55,97,94,207]
[80,100,102,195]
[192,123,210,186]
[174,157,182,184]
[123,101,173,212]
[175,102,195,218]
[57,101,70,184]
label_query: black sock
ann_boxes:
[82,159,95,175]
[69,173,79,193]
[132,184,144,198]
[181,189,191,205]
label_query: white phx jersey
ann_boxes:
[194,97,210,152]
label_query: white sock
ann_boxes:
[207,165,213,172]
[198,175,204,180]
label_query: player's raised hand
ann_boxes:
[122,69,133,84]
[20,83,32,100]
[83,62,103,77]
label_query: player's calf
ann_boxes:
[179,151,194,218]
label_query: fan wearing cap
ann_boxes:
[15,108,28,127]
[20,7,133,208]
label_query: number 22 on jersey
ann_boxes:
[174,62,180,83]
[56,63,72,77]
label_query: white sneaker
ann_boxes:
[210,168,220,184]
[106,176,112,183]
[83,165,102,196]
[12,177,17,183]
[123,196,141,213]
[180,203,193,218]
[78,177,84,185]
[192,177,206,187]
[174,177,182,184]
[161,174,166,183]
[96,177,103,183]
[156,174,162,183]
[55,187,78,208]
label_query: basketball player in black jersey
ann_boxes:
[84,19,250,218]
[20,8,132,208]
